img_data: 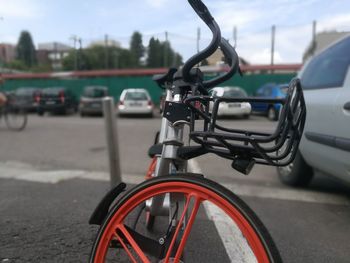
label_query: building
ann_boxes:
[37,42,71,70]
[303,31,350,62]
[0,43,16,64]
[206,48,249,66]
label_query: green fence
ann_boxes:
[2,73,296,104]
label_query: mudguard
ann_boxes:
[89,182,127,225]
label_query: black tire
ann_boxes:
[4,108,28,131]
[267,106,278,121]
[38,109,44,116]
[277,151,314,187]
[80,112,85,117]
[90,175,282,262]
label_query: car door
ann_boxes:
[252,86,271,112]
[299,36,350,182]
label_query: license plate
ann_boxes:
[130,102,142,107]
[91,103,100,108]
[228,103,240,108]
[46,101,55,105]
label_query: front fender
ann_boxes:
[89,182,127,225]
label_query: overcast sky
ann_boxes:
[0,0,349,64]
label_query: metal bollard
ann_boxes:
[102,97,121,187]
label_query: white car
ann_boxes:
[118,89,154,117]
[277,35,350,187]
[210,87,251,118]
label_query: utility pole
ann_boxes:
[164,31,168,67]
[311,20,317,55]
[197,27,201,53]
[270,25,276,72]
[78,38,82,70]
[105,34,109,69]
[70,35,78,71]
[233,26,237,48]
[0,17,4,84]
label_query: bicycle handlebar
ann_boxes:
[182,0,221,83]
[203,38,240,89]
[182,0,240,89]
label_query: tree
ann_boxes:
[147,37,160,67]
[130,31,144,67]
[147,38,183,68]
[62,45,134,71]
[16,31,37,67]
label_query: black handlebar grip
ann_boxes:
[188,0,214,23]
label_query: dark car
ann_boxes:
[38,87,78,115]
[79,86,108,116]
[13,87,41,112]
[251,83,287,120]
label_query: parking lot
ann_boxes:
[1,113,350,262]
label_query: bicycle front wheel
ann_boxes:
[90,175,281,263]
[4,107,27,131]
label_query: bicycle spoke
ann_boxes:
[174,195,201,261]
[114,232,137,263]
[117,224,150,263]
[164,194,202,262]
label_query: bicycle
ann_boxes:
[0,92,28,131]
[89,0,306,262]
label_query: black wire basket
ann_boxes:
[184,78,306,174]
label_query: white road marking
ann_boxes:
[0,161,143,185]
[1,160,349,205]
[204,202,257,263]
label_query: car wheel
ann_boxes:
[243,114,250,119]
[267,106,278,121]
[277,151,314,187]
[38,110,44,116]
[80,112,85,117]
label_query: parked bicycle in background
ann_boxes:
[0,90,28,131]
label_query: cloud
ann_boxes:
[248,48,283,64]
[0,0,44,19]
[145,0,168,8]
[318,13,350,32]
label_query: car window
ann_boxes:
[125,91,148,100]
[279,85,288,95]
[301,36,350,90]
[223,89,247,97]
[263,87,271,96]
[43,88,63,95]
[84,87,107,98]
[16,88,36,95]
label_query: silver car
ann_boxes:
[79,86,108,116]
[278,35,350,187]
[210,86,251,118]
[117,89,154,117]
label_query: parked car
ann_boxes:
[251,83,288,121]
[79,86,108,116]
[38,87,78,115]
[12,87,41,112]
[117,88,154,117]
[277,35,350,187]
[210,86,251,118]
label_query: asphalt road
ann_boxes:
[1,113,350,262]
